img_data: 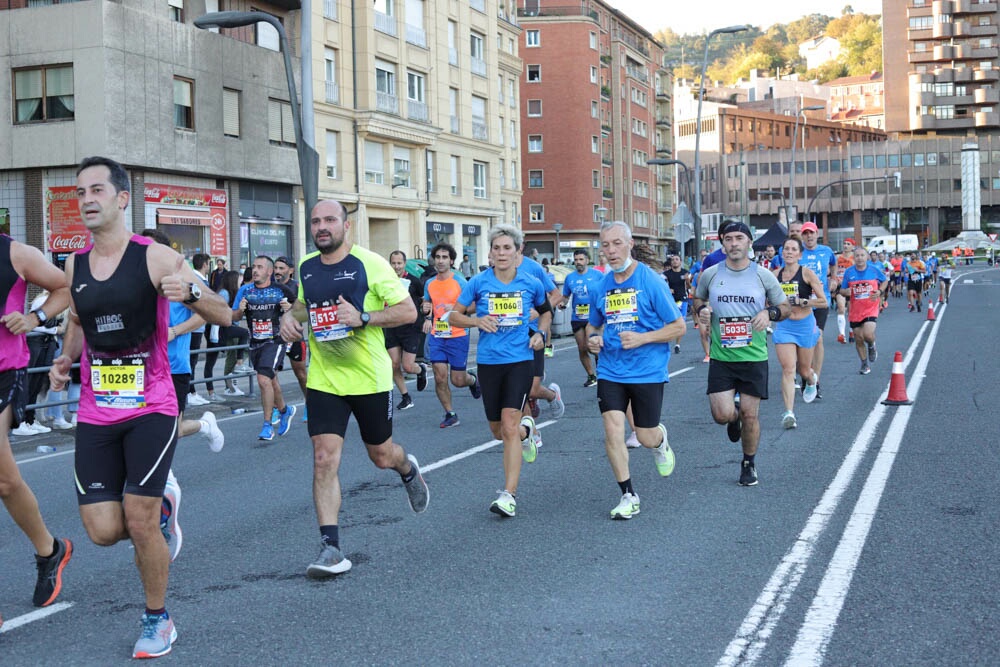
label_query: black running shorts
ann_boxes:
[0,368,27,426]
[75,412,179,503]
[171,373,190,415]
[306,389,393,445]
[707,359,769,400]
[596,379,664,428]
[384,323,421,354]
[287,340,307,363]
[813,307,829,330]
[476,360,534,423]
[250,341,285,379]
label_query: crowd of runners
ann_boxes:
[1,155,978,658]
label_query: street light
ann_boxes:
[552,222,563,263]
[595,206,608,224]
[788,103,825,224]
[758,189,787,215]
[194,11,319,218]
[693,24,749,254]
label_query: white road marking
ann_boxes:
[0,602,74,634]
[421,420,556,474]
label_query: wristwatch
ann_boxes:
[30,307,47,324]
[359,312,371,327]
[183,281,202,304]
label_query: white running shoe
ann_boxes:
[782,411,798,429]
[187,393,209,406]
[802,372,818,404]
[200,411,225,453]
[547,382,565,419]
[11,422,38,436]
[610,492,640,520]
[50,417,74,430]
[29,422,51,434]
[161,471,182,562]
[625,432,641,449]
[223,386,245,397]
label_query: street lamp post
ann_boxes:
[788,103,824,224]
[758,189,787,217]
[194,11,319,218]
[552,222,562,263]
[648,158,694,263]
[693,24,749,254]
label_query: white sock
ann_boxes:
[198,420,209,434]
[837,314,846,336]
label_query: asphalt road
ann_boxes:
[1,266,998,665]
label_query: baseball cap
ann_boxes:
[800,221,818,233]
[275,256,292,266]
[719,220,752,238]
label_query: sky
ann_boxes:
[605,1,883,37]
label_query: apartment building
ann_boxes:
[827,72,885,130]
[311,0,521,268]
[0,0,301,267]
[516,0,672,261]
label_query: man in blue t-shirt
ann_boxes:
[798,221,836,398]
[561,249,604,388]
[587,221,685,521]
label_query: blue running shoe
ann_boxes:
[133,612,177,659]
[277,405,297,436]
[469,373,482,399]
[301,405,308,422]
[440,412,460,428]
[270,407,280,425]
[258,422,275,441]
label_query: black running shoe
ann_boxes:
[583,374,598,388]
[739,461,758,486]
[727,413,742,443]
[397,394,414,410]
[860,362,871,375]
[416,363,428,392]
[867,343,877,363]
[34,538,72,607]
[469,372,482,399]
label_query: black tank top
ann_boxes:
[72,237,160,354]
[778,264,812,301]
[0,235,19,307]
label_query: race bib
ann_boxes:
[91,357,146,409]
[605,288,638,326]
[719,316,753,348]
[251,319,273,340]
[310,303,353,342]
[433,317,453,338]
[851,282,875,300]
[487,292,523,327]
[574,302,590,319]
[781,282,798,297]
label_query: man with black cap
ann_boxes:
[693,220,790,487]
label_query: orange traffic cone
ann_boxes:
[882,351,913,406]
[926,301,936,321]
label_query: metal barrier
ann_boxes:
[24,339,257,413]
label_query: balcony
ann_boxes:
[375,11,397,36]
[406,25,427,48]
[974,87,1000,104]
[325,81,340,105]
[408,99,429,122]
[625,65,648,83]
[471,57,487,77]
[517,5,599,22]
[914,113,937,130]
[656,145,671,154]
[323,0,337,20]
[975,67,1000,81]
[934,0,955,11]
[656,88,670,100]
[376,91,398,114]
[933,44,956,59]
[958,0,997,13]
[932,22,954,38]
[656,118,671,127]
[975,110,1000,126]
[612,28,649,57]
[472,120,488,141]
[972,46,999,59]
[910,50,935,63]
[954,66,974,82]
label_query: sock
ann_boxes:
[401,462,417,484]
[743,454,755,465]
[837,314,846,336]
[145,607,167,618]
[617,478,634,496]
[320,525,339,549]
[199,420,208,434]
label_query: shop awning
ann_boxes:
[157,208,211,226]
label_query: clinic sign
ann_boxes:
[145,183,228,256]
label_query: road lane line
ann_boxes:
[785,293,945,664]
[718,319,934,667]
[0,602,73,634]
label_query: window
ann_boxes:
[527,65,541,82]
[393,147,412,187]
[407,70,427,121]
[528,134,543,152]
[325,130,339,178]
[13,64,75,124]
[364,140,385,184]
[448,21,458,65]
[526,30,540,47]
[471,95,488,140]
[591,100,598,118]
[168,0,183,22]
[473,161,487,198]
[508,79,516,107]
[498,115,505,145]
[511,160,517,189]
[223,88,240,138]
[589,31,597,49]
[590,66,598,83]
[324,48,339,104]
[499,158,506,187]
[426,150,435,192]
[591,136,599,153]
[173,77,194,129]
[374,0,396,35]
[470,31,486,77]
[449,87,460,133]
[450,155,460,194]
[268,98,295,145]
[527,99,542,116]
[592,170,600,188]
[405,0,426,47]
[375,59,397,113]
[528,170,543,188]
[529,204,544,222]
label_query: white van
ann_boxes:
[866,234,919,254]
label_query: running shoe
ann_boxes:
[583,374,598,388]
[440,412,460,428]
[223,386,245,397]
[397,394,414,411]
[848,332,855,343]
[610,492,640,520]
[520,416,538,463]
[302,406,308,422]
[625,432,640,449]
[50,417,74,430]
[33,537,72,607]
[277,404,297,436]
[258,422,275,441]
[200,411,225,453]
[867,343,877,363]
[132,612,177,659]
[489,490,516,517]
[860,361,871,375]
[416,363,428,392]
[270,407,280,425]
[837,334,846,344]
[727,411,742,443]
[161,471,182,562]
[11,422,38,436]
[702,355,710,363]
[673,343,680,354]
[469,372,482,399]
[782,410,798,429]
[547,382,565,419]
[403,455,429,513]
[208,392,226,403]
[527,397,540,419]
[814,383,823,401]
[306,544,352,578]
[652,423,675,477]
[233,362,253,374]
[187,392,209,406]
[739,460,758,486]
[544,345,554,358]
[802,373,818,404]
[908,303,915,312]
[916,301,921,312]
[29,422,51,434]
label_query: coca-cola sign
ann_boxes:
[47,186,90,253]
[145,183,227,207]
[51,233,90,251]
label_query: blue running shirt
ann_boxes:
[458,267,549,365]
[562,268,604,323]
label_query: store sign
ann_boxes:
[146,182,228,256]
[462,224,480,236]
[426,221,455,234]
[47,186,91,252]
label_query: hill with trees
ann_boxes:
[656,6,882,84]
